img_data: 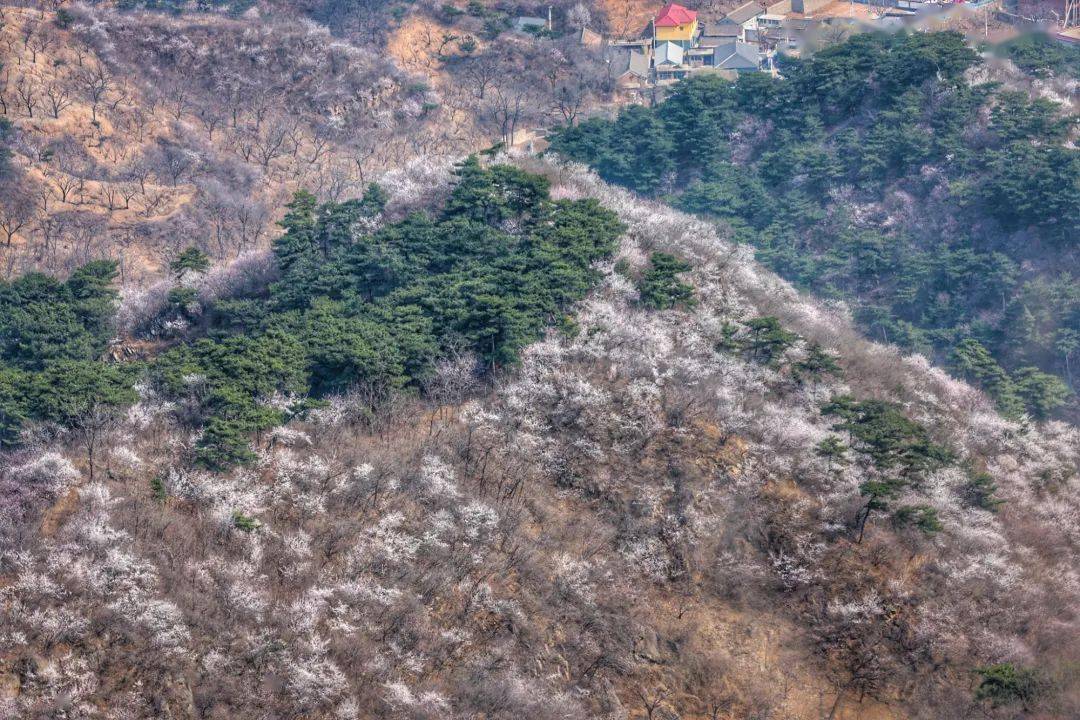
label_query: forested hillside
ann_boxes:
[0,159,623,469]
[2,154,1079,719]
[993,31,1080,79]
[2,4,1080,719]
[549,31,1080,422]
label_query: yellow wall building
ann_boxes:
[654,3,699,46]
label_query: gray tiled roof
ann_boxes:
[578,27,603,45]
[701,21,742,38]
[713,40,761,69]
[607,48,650,78]
[723,1,765,24]
[655,41,685,66]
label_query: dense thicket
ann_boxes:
[0,161,624,465]
[548,31,1079,421]
[992,31,1080,78]
[0,262,136,449]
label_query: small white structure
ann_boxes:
[514,16,549,33]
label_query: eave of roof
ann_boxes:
[655,3,698,27]
[724,1,764,24]
[713,40,760,68]
[702,22,742,36]
[655,41,685,65]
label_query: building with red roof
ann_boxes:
[655,2,698,26]
[653,3,699,47]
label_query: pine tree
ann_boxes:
[170,247,211,278]
[638,252,695,310]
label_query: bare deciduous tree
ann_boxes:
[26,27,54,64]
[196,107,223,142]
[14,75,38,118]
[44,81,74,119]
[154,140,199,186]
[251,120,294,171]
[76,62,113,123]
[99,181,124,211]
[460,52,503,102]
[0,66,10,115]
[0,180,39,245]
[485,82,535,147]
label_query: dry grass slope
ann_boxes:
[0,4,482,280]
